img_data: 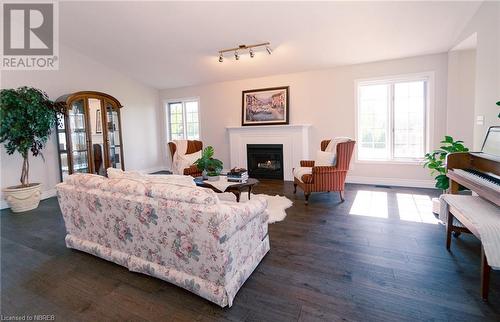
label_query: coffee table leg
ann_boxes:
[248,186,252,200]
[233,191,241,202]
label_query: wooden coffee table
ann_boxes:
[194,177,259,202]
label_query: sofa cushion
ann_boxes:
[64,173,107,189]
[144,174,196,187]
[108,168,195,187]
[107,168,143,179]
[101,177,148,196]
[148,183,219,205]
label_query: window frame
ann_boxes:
[355,72,433,164]
[165,97,201,141]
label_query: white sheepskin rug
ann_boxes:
[218,193,292,223]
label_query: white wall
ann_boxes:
[161,53,450,187]
[0,44,163,203]
[452,1,500,149]
[446,49,476,147]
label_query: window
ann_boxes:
[357,75,429,162]
[167,99,200,140]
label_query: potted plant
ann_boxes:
[423,135,469,213]
[0,87,62,212]
[194,146,223,181]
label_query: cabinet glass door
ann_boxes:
[87,98,106,175]
[68,99,89,173]
[105,100,122,169]
[56,113,70,180]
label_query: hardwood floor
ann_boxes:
[1,181,499,321]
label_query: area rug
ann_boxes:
[218,193,292,223]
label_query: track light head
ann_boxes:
[249,48,254,58]
[218,53,223,63]
[266,46,272,55]
[234,51,239,60]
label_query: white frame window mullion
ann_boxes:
[182,101,188,139]
[388,83,395,161]
[422,80,428,157]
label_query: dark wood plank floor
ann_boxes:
[1,181,499,321]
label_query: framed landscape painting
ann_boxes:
[242,86,289,126]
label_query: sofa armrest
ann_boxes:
[218,197,268,243]
[184,165,201,176]
[312,165,338,174]
[300,160,315,167]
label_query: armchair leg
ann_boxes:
[293,183,297,194]
[305,193,310,205]
[339,191,345,202]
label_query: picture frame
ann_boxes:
[242,86,289,126]
[95,109,102,134]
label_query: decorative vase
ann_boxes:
[202,170,208,180]
[2,183,42,213]
[207,175,220,182]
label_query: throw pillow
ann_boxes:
[325,137,351,152]
[315,150,336,166]
[179,150,202,166]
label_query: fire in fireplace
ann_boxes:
[246,144,284,180]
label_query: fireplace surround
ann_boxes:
[227,124,311,181]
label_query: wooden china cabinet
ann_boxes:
[55,91,125,181]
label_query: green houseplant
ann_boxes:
[423,135,469,190]
[194,146,223,181]
[0,87,62,212]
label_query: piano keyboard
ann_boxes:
[453,168,500,193]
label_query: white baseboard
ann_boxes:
[346,175,436,189]
[1,188,57,210]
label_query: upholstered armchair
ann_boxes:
[293,139,355,204]
[168,140,203,177]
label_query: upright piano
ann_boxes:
[446,126,500,205]
[445,126,500,300]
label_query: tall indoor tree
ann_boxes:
[0,87,63,212]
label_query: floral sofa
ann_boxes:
[56,173,270,307]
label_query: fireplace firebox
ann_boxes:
[246,144,284,180]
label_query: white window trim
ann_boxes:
[354,71,434,164]
[164,97,201,142]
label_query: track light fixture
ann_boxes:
[217,42,271,62]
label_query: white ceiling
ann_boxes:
[60,1,481,89]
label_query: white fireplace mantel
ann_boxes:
[226,124,311,181]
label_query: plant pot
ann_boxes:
[2,183,42,213]
[432,197,441,215]
[202,170,208,180]
[207,175,220,182]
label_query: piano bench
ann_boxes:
[440,194,500,301]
